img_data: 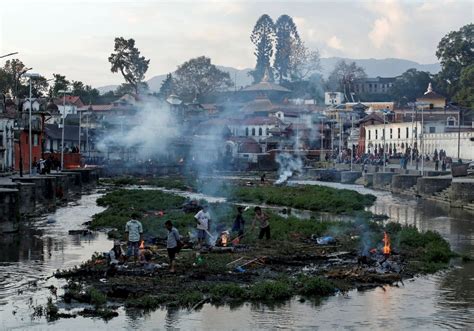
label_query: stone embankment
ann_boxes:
[0,168,100,233]
[306,164,474,212]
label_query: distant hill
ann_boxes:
[97,58,441,94]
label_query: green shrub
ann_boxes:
[297,276,336,296]
[249,280,292,301]
[88,287,107,307]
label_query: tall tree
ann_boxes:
[3,59,28,98]
[274,15,300,83]
[249,14,275,83]
[389,69,432,106]
[50,73,70,97]
[108,37,150,94]
[326,60,366,100]
[289,41,320,81]
[174,56,233,102]
[453,64,474,110]
[435,24,474,98]
[159,73,174,98]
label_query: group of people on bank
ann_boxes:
[109,205,272,274]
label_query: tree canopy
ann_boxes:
[109,37,150,94]
[249,14,275,83]
[389,69,432,106]
[174,56,233,102]
[453,64,474,110]
[435,24,474,98]
[159,73,174,98]
[326,60,366,100]
[274,15,300,83]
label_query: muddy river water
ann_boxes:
[0,182,473,330]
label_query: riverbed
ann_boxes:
[0,183,473,330]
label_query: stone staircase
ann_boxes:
[403,185,418,196]
[465,202,474,211]
[428,187,451,204]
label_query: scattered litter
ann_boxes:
[314,236,336,245]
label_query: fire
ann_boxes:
[139,241,145,249]
[221,234,228,247]
[383,232,391,255]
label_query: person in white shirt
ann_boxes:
[194,205,211,246]
[125,212,143,261]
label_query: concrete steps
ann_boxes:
[428,187,451,203]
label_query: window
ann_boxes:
[447,117,456,126]
[406,127,409,138]
[266,128,270,136]
[259,128,263,136]
[368,130,371,140]
[0,135,3,147]
[245,128,249,136]
[429,127,436,133]
[375,130,378,140]
[252,128,255,136]
[390,128,392,139]
[33,134,38,146]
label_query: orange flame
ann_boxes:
[383,232,391,255]
[221,234,228,247]
[139,241,145,249]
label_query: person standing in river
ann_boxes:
[125,212,143,262]
[252,206,270,240]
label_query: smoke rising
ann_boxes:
[275,152,303,184]
[96,97,179,160]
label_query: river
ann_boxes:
[0,183,473,330]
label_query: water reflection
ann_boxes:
[0,183,473,330]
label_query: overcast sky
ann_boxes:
[0,0,472,87]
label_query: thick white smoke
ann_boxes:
[97,98,179,159]
[275,152,303,184]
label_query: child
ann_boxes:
[252,206,270,240]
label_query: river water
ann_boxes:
[0,183,473,330]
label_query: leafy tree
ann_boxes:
[249,14,275,83]
[274,15,300,83]
[435,24,473,98]
[326,60,366,99]
[108,37,150,94]
[389,69,432,106]
[114,82,148,96]
[289,41,320,81]
[2,59,29,98]
[174,56,233,102]
[50,73,70,97]
[453,64,474,110]
[71,80,100,103]
[159,73,174,98]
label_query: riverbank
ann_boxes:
[47,180,458,320]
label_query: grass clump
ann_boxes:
[88,287,107,308]
[297,276,337,296]
[231,185,375,213]
[209,283,246,301]
[249,280,293,301]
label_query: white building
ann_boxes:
[364,120,474,160]
[0,117,15,172]
[227,116,283,142]
[325,92,344,106]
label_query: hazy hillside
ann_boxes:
[98,58,440,94]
